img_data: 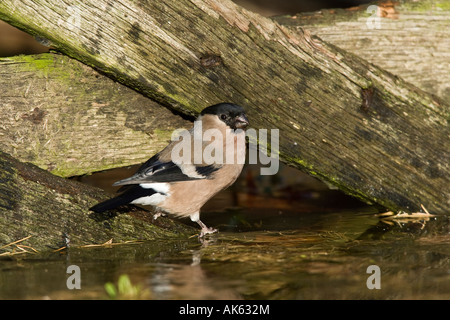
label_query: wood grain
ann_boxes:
[0,53,190,177]
[275,0,450,102]
[0,151,194,252]
[0,0,448,214]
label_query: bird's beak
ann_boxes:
[234,114,249,129]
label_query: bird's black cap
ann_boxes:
[201,103,245,117]
[201,103,248,130]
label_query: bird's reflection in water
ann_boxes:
[149,237,242,299]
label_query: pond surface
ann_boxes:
[1,165,449,300]
[1,203,448,300]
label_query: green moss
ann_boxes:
[153,128,175,141]
[271,113,281,122]
[50,160,130,178]
[14,53,54,70]
[436,2,450,11]
[401,0,450,12]
[11,53,77,83]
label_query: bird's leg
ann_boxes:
[197,220,218,238]
[190,212,217,237]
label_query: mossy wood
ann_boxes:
[0,0,448,214]
[0,53,190,177]
[0,151,194,253]
[274,0,450,102]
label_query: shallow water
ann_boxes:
[1,202,448,300]
[1,164,449,300]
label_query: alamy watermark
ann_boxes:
[366,265,381,289]
[366,5,382,30]
[66,265,81,290]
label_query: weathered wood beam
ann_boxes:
[274,0,450,102]
[0,151,195,253]
[0,0,448,214]
[0,53,190,177]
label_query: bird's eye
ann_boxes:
[220,114,227,120]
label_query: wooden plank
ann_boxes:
[0,0,448,214]
[0,151,194,252]
[274,0,450,102]
[0,53,190,177]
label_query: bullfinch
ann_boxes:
[90,103,249,237]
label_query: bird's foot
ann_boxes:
[190,212,218,238]
[153,211,166,221]
[198,226,217,238]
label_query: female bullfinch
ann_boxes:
[90,103,249,237]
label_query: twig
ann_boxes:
[80,239,142,248]
[0,235,32,250]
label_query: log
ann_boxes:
[0,0,448,214]
[0,151,194,253]
[274,0,450,102]
[0,53,191,177]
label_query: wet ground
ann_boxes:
[0,164,448,300]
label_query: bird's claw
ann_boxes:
[153,211,166,221]
[198,227,218,238]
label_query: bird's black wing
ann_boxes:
[113,153,221,186]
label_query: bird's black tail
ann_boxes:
[89,185,156,213]
[90,195,133,213]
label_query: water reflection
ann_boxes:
[1,163,449,300]
[146,214,449,300]
[0,209,448,299]
[130,212,448,300]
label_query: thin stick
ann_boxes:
[0,235,32,250]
